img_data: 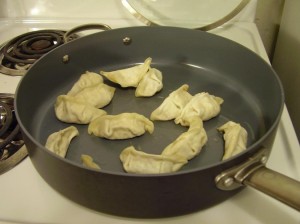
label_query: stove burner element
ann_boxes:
[31,39,52,50]
[0,30,77,76]
[0,93,27,174]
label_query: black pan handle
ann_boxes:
[63,23,112,43]
[215,148,300,211]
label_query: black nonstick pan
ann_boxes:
[15,25,300,218]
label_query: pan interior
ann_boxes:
[16,27,282,173]
[27,63,262,173]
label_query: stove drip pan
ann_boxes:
[0,93,27,174]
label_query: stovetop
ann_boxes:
[0,1,300,223]
[0,29,75,76]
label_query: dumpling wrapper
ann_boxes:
[81,154,101,170]
[72,82,115,108]
[150,84,193,121]
[67,71,104,96]
[217,121,248,160]
[162,116,207,160]
[120,146,188,174]
[88,112,154,140]
[135,67,163,97]
[100,57,152,88]
[175,92,224,126]
[45,126,79,158]
[54,95,107,124]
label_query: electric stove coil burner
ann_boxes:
[0,94,27,174]
[0,30,75,76]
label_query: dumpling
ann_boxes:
[67,71,104,96]
[175,92,223,126]
[88,112,154,140]
[135,67,163,97]
[54,95,107,124]
[217,121,248,160]
[45,126,79,158]
[100,57,152,87]
[81,154,101,170]
[120,146,188,174]
[161,116,207,160]
[71,82,115,108]
[66,71,115,108]
[150,84,192,121]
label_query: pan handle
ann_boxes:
[63,23,112,43]
[243,166,300,210]
[215,148,300,211]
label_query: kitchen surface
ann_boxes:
[0,0,300,223]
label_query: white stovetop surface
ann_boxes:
[0,1,300,223]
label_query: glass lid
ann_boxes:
[122,0,250,30]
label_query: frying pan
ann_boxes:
[15,25,300,218]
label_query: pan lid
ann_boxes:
[122,0,256,31]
